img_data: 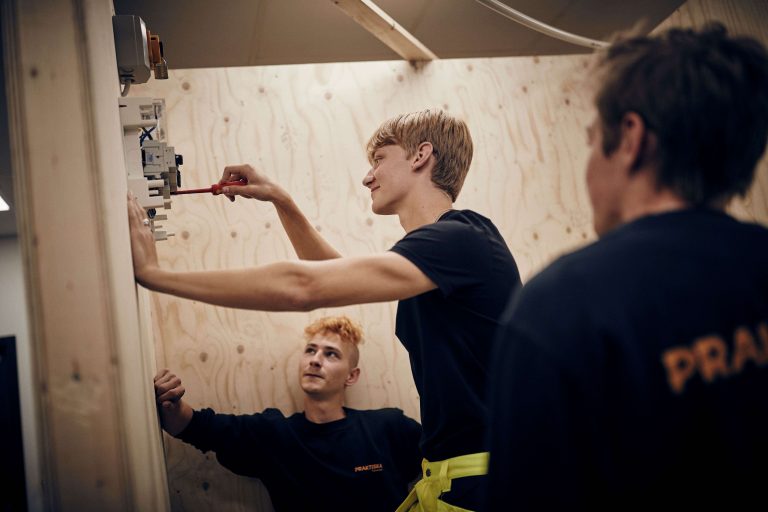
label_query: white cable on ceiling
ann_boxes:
[475,0,609,50]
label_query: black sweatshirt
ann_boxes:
[178,406,422,512]
[486,209,768,510]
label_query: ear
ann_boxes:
[619,112,648,172]
[345,367,361,387]
[411,141,434,171]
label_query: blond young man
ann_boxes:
[130,110,522,510]
[155,316,422,512]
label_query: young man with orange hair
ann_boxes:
[155,316,421,512]
[131,109,521,510]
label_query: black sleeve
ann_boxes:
[177,408,269,478]
[484,274,594,510]
[390,221,492,296]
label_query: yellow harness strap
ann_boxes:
[396,452,489,512]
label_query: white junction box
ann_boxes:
[119,96,182,241]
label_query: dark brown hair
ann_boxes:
[595,23,768,205]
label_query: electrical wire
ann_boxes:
[120,80,132,97]
[474,0,609,50]
[140,126,155,145]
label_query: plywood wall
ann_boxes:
[133,1,768,509]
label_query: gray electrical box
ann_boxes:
[113,15,151,85]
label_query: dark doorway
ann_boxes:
[0,336,28,511]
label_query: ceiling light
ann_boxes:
[0,193,9,212]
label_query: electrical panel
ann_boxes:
[119,96,182,241]
[114,15,177,241]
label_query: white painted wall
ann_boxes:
[0,236,42,511]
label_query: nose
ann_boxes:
[362,168,375,188]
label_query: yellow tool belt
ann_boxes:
[396,452,489,512]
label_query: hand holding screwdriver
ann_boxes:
[217,164,288,204]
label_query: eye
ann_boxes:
[326,351,339,359]
[305,347,316,354]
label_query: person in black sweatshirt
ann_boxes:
[486,23,768,511]
[155,316,422,512]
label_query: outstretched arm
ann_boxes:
[128,194,435,310]
[218,164,341,260]
[154,368,194,436]
[154,369,266,479]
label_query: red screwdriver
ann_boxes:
[172,178,248,195]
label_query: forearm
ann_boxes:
[138,253,434,311]
[137,261,314,311]
[176,409,264,477]
[272,190,342,260]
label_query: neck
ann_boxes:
[620,173,690,225]
[303,394,346,424]
[397,190,454,232]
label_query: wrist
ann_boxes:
[136,265,163,290]
[271,186,293,208]
[161,401,194,437]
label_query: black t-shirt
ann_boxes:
[390,209,521,461]
[486,209,768,510]
[178,407,422,512]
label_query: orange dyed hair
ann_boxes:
[304,316,364,368]
[304,316,364,346]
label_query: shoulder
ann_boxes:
[351,408,421,427]
[523,209,768,302]
[391,210,501,263]
[194,407,288,422]
[501,236,621,353]
[399,210,497,244]
[224,408,291,430]
[350,407,405,419]
[518,213,667,302]
[245,408,292,428]
[517,243,603,306]
[261,407,290,420]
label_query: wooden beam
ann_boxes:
[331,0,438,62]
[3,0,169,509]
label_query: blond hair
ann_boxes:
[366,109,473,201]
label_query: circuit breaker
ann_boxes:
[119,96,182,241]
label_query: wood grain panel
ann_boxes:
[134,2,768,509]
